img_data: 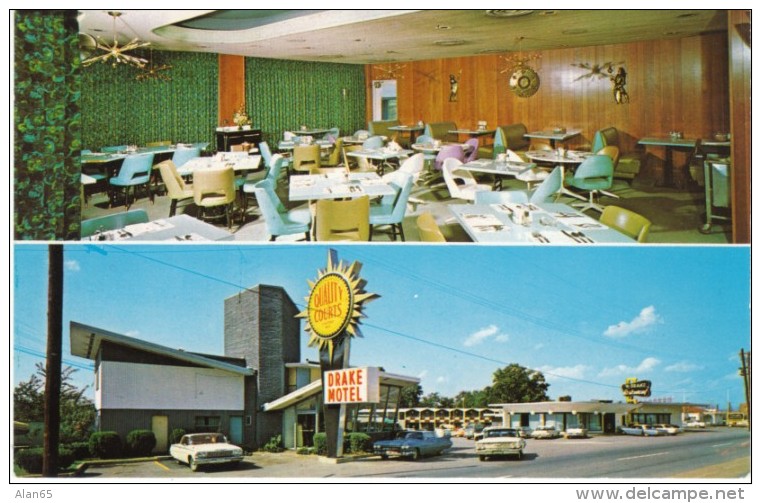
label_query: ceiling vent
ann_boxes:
[434,39,467,47]
[485,10,534,18]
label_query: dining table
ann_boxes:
[388,124,425,143]
[278,139,333,151]
[449,202,635,244]
[637,136,731,188]
[449,128,496,138]
[346,147,413,175]
[176,154,262,177]
[456,158,538,190]
[524,149,593,200]
[524,129,582,149]
[288,172,397,202]
[82,214,234,242]
[293,127,331,136]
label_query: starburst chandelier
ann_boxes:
[135,48,172,82]
[81,11,150,68]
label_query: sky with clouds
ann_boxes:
[11,243,751,410]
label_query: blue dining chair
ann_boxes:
[529,166,562,204]
[108,152,154,209]
[565,155,614,213]
[259,141,274,168]
[370,172,413,241]
[252,179,311,241]
[362,136,384,150]
[81,209,149,239]
[171,146,201,168]
[474,190,529,205]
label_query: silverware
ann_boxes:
[573,231,593,243]
[562,230,581,243]
[532,231,549,243]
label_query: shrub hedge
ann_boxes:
[313,432,328,456]
[14,447,75,474]
[345,432,372,454]
[170,428,186,445]
[88,431,122,459]
[126,430,156,457]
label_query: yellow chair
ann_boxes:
[416,213,446,242]
[157,160,193,217]
[323,137,344,167]
[292,144,321,174]
[193,167,236,228]
[600,205,651,242]
[315,196,370,241]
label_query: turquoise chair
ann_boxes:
[565,155,614,213]
[243,154,287,196]
[171,146,201,168]
[591,130,606,153]
[252,179,311,241]
[362,136,384,149]
[415,135,436,171]
[259,141,273,168]
[474,190,529,205]
[108,152,154,209]
[369,172,413,241]
[81,209,149,239]
[529,166,562,204]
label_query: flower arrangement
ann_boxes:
[232,103,252,128]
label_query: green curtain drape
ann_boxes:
[246,58,366,144]
[14,10,81,240]
[80,51,218,149]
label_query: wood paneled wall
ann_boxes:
[219,54,246,127]
[366,33,730,154]
[728,10,751,244]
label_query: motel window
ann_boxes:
[195,416,221,432]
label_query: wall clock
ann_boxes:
[509,64,540,98]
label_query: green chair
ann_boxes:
[600,205,651,243]
[565,155,614,213]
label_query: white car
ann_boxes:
[475,427,526,461]
[684,420,706,429]
[563,426,588,439]
[530,426,561,439]
[655,424,682,435]
[169,433,244,471]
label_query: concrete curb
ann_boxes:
[74,456,173,476]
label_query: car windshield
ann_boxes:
[484,429,518,438]
[187,434,226,445]
[405,432,423,440]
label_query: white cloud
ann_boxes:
[436,376,448,384]
[538,364,590,380]
[665,361,702,372]
[604,305,661,338]
[64,260,80,272]
[599,357,661,377]
[463,325,509,347]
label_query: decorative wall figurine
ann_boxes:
[449,70,462,102]
[612,67,629,104]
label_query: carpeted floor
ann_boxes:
[81,170,732,244]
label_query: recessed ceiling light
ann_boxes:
[434,39,467,47]
[485,10,534,18]
[663,31,681,36]
[562,28,588,35]
[677,13,697,18]
[436,24,452,30]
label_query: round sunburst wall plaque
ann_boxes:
[509,64,540,98]
[298,250,379,362]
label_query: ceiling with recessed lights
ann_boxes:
[77,9,728,64]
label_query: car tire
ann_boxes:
[411,449,420,461]
[479,455,486,461]
[189,457,199,472]
[380,454,388,460]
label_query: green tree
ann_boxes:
[453,389,490,408]
[419,392,454,408]
[398,384,423,408]
[485,364,550,404]
[13,363,96,443]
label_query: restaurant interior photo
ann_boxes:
[12,9,751,244]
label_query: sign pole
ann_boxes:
[335,338,351,458]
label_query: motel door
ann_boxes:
[297,413,316,447]
[151,416,168,453]
[229,416,243,445]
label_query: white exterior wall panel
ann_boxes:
[100,361,244,410]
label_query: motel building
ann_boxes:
[397,400,696,435]
[70,283,418,453]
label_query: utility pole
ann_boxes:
[43,245,63,477]
[739,349,751,430]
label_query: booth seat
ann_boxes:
[478,123,530,159]
[592,126,642,181]
[424,121,458,143]
[368,119,400,138]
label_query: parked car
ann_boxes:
[463,423,485,440]
[516,426,532,438]
[654,424,682,435]
[530,425,561,439]
[563,426,588,439]
[452,427,466,437]
[684,419,706,429]
[169,433,244,472]
[640,424,666,436]
[620,424,645,436]
[475,427,526,461]
[373,430,452,460]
